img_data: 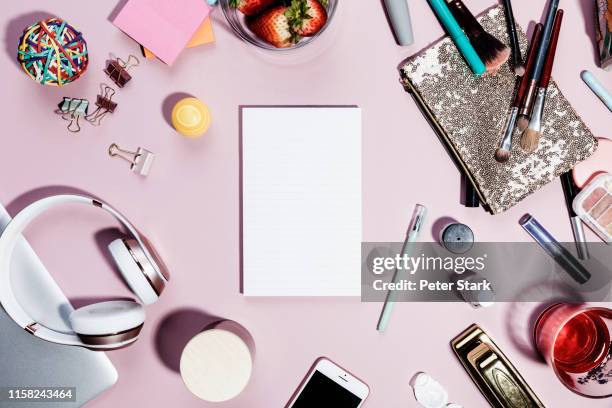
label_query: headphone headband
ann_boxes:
[0,195,166,348]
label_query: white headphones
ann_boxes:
[0,195,169,350]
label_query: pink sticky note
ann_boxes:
[112,0,210,65]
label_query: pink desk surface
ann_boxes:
[1,1,611,407]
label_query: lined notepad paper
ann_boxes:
[241,107,362,296]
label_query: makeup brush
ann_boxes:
[501,0,524,75]
[518,23,543,90]
[427,0,486,76]
[494,88,523,163]
[516,0,560,131]
[494,24,543,162]
[446,0,510,74]
[520,9,564,153]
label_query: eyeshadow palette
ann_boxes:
[573,173,612,242]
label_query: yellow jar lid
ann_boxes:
[172,97,211,137]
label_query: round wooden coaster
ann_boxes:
[180,328,252,402]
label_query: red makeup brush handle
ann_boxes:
[540,9,564,88]
[515,24,543,106]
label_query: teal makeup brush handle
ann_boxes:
[427,0,486,77]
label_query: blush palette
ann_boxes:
[573,173,612,242]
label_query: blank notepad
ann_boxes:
[241,107,362,296]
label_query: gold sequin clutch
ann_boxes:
[399,6,597,214]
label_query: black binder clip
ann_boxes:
[85,84,117,126]
[104,54,139,88]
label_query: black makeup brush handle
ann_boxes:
[447,0,485,37]
[502,0,522,67]
[464,174,480,208]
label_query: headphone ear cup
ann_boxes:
[69,300,145,348]
[108,238,159,304]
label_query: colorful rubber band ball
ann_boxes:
[17,17,89,86]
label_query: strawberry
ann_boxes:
[285,0,327,37]
[248,6,299,48]
[229,0,276,16]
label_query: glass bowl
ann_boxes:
[219,0,338,51]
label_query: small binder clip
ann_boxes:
[56,97,89,132]
[108,143,155,176]
[85,84,116,126]
[104,54,139,88]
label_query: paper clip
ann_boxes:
[85,84,117,126]
[104,54,139,88]
[56,97,89,132]
[108,143,155,176]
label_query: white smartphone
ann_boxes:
[287,358,369,407]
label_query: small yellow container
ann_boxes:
[171,97,211,137]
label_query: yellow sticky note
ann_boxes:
[142,18,214,60]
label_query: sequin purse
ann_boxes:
[398,5,597,214]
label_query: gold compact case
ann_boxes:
[451,324,544,408]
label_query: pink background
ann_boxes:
[1,0,611,407]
